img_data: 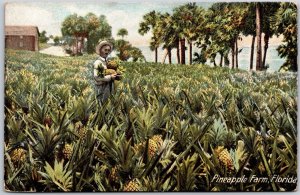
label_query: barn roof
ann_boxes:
[5,26,39,36]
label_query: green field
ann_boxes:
[4,49,297,192]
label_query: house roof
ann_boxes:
[5,26,39,36]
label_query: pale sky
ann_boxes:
[4,0,284,47]
[5,1,213,46]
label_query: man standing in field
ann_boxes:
[93,40,118,104]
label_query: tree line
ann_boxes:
[60,13,145,62]
[138,2,297,71]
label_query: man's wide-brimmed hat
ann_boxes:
[95,40,113,55]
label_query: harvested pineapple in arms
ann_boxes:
[106,57,124,80]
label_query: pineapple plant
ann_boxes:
[75,121,87,140]
[151,135,163,148]
[43,115,53,127]
[10,147,27,164]
[133,142,144,154]
[62,144,73,160]
[214,146,234,172]
[133,135,164,159]
[123,179,141,192]
[147,139,158,158]
[4,49,298,192]
[78,127,87,140]
[147,135,164,158]
[109,166,119,182]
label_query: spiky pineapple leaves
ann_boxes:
[38,159,72,191]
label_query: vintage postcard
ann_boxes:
[4,0,298,192]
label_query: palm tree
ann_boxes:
[117,28,128,40]
[230,3,248,69]
[172,4,198,65]
[186,4,206,65]
[85,13,100,53]
[172,3,206,65]
[255,3,262,71]
[154,13,177,64]
[242,3,256,70]
[85,14,112,54]
[62,13,112,55]
[61,14,78,54]
[198,3,247,69]
[261,3,280,69]
[138,11,161,63]
[273,2,297,71]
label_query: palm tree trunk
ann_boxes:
[256,3,262,71]
[168,47,172,64]
[262,31,270,69]
[225,53,229,67]
[155,47,158,63]
[80,37,84,53]
[235,38,239,68]
[219,53,223,67]
[189,41,192,65]
[76,36,79,55]
[293,58,298,71]
[250,35,255,70]
[177,40,180,64]
[180,38,185,64]
[231,42,235,69]
[162,48,168,64]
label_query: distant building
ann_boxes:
[5,26,39,51]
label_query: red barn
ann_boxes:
[5,26,39,51]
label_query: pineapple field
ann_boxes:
[4,49,297,192]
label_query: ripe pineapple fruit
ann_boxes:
[78,127,87,140]
[75,121,83,129]
[148,135,163,158]
[10,148,26,163]
[147,139,157,158]
[133,142,144,154]
[104,69,117,76]
[152,135,163,146]
[107,59,119,70]
[109,166,119,182]
[75,121,87,139]
[123,179,140,191]
[62,144,73,160]
[214,146,234,171]
[132,135,163,158]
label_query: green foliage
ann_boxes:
[114,39,146,62]
[38,159,72,191]
[61,13,112,55]
[39,30,49,43]
[117,28,128,39]
[273,2,297,71]
[53,36,61,46]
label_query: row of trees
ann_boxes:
[61,13,112,54]
[60,13,145,61]
[39,31,62,46]
[138,2,297,71]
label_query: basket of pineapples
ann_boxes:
[105,57,124,80]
